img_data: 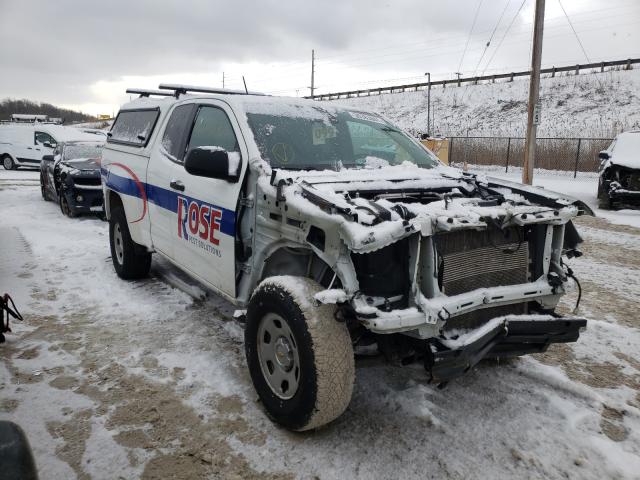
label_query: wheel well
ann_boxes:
[261,247,336,288]
[106,191,123,220]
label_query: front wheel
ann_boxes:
[59,192,77,217]
[2,155,15,170]
[245,277,355,431]
[109,205,151,279]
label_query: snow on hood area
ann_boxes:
[608,131,640,169]
[264,162,581,252]
[62,157,101,171]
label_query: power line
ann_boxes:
[458,0,484,73]
[470,0,512,77]
[480,0,528,76]
[557,0,591,63]
[282,5,637,73]
[312,0,637,64]
[221,3,639,96]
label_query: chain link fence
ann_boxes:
[447,136,612,177]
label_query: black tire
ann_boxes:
[109,205,151,279]
[40,176,48,201]
[2,155,15,170]
[59,192,77,217]
[597,184,612,210]
[598,196,612,210]
[245,277,354,431]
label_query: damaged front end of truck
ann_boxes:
[253,164,590,384]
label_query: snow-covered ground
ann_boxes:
[1,169,640,479]
[336,68,640,138]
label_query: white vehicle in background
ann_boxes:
[102,84,591,431]
[0,123,98,170]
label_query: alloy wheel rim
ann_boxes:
[257,312,300,400]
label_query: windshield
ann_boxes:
[245,104,440,171]
[64,143,103,161]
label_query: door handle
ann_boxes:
[170,180,185,192]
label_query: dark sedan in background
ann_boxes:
[40,141,105,217]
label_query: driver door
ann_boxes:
[174,102,246,297]
[34,131,57,162]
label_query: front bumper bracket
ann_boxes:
[425,315,587,384]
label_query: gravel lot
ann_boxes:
[1,169,639,479]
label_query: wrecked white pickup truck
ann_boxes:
[102,85,590,431]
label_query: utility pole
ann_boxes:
[310,49,316,98]
[222,72,225,89]
[522,0,545,185]
[424,72,431,137]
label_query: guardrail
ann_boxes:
[309,58,639,101]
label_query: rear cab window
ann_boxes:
[160,104,197,163]
[108,108,160,147]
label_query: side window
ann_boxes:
[187,106,239,153]
[35,131,56,147]
[160,104,196,163]
[108,109,159,146]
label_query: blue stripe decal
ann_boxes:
[103,169,236,237]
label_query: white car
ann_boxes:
[0,123,98,170]
[102,85,590,431]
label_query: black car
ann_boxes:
[597,131,640,210]
[40,141,104,217]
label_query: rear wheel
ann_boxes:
[2,155,15,170]
[245,276,355,431]
[109,205,151,279]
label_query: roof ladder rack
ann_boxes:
[157,83,265,97]
[125,88,175,97]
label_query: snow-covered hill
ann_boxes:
[335,68,640,138]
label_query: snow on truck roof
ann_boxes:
[119,87,376,119]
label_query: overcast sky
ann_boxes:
[0,0,638,116]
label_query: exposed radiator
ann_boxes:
[435,228,529,297]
